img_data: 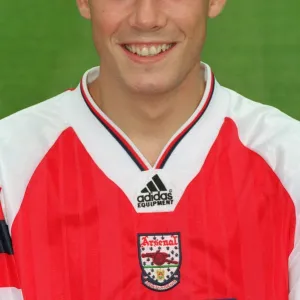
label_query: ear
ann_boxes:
[76,0,91,20]
[208,0,227,18]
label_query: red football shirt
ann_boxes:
[0,63,299,300]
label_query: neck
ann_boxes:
[88,63,206,165]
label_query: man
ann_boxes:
[0,0,299,299]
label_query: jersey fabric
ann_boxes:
[0,63,299,300]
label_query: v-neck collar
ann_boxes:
[80,63,215,171]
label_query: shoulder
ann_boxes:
[223,86,300,161]
[0,90,71,140]
[0,89,74,188]
[0,89,80,155]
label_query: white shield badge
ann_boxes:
[137,232,181,291]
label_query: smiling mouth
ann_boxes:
[122,43,177,57]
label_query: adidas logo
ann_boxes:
[137,175,174,208]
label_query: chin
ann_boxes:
[130,82,173,95]
[124,74,177,95]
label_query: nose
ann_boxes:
[128,0,167,31]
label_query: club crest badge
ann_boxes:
[137,232,181,291]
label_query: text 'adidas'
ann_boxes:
[137,175,174,208]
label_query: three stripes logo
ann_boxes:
[137,175,173,208]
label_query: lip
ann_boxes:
[120,43,177,64]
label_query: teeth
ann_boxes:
[141,48,149,56]
[136,48,142,56]
[149,46,157,55]
[125,43,173,57]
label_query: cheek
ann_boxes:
[90,2,126,40]
[163,0,207,37]
[92,14,117,39]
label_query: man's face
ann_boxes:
[78,0,225,95]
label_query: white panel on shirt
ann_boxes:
[64,64,230,213]
[226,88,300,299]
[0,93,70,231]
[0,287,23,300]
